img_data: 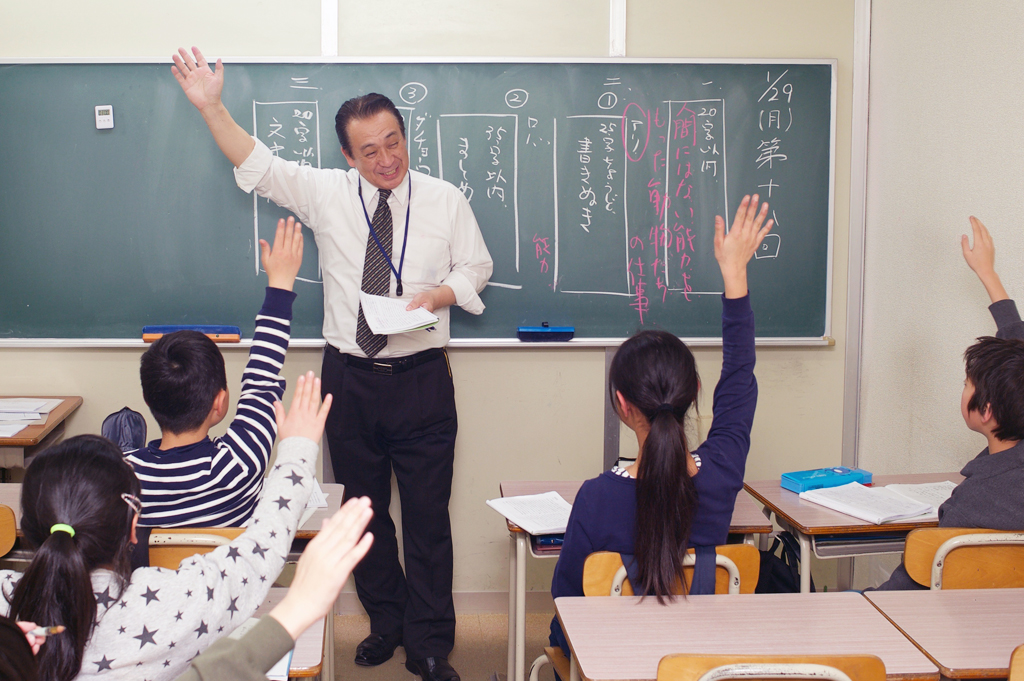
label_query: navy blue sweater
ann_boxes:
[549,294,758,655]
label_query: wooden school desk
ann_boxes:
[499,480,773,681]
[254,588,326,679]
[0,396,82,478]
[555,592,939,681]
[744,473,964,592]
[864,588,1024,679]
[0,482,344,539]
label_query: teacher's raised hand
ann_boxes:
[171,46,224,113]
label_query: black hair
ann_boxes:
[0,616,38,681]
[334,93,406,156]
[964,336,1024,441]
[140,330,227,434]
[7,435,140,681]
[609,330,700,602]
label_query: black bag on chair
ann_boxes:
[755,530,815,593]
[101,407,147,453]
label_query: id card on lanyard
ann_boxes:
[358,176,412,297]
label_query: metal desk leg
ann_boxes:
[507,534,517,681]
[570,655,580,681]
[324,595,336,681]
[515,532,527,681]
[798,531,812,593]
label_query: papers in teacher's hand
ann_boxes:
[799,480,957,524]
[359,292,439,335]
[486,491,573,535]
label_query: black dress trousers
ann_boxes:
[321,344,458,659]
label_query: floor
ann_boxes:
[332,612,557,681]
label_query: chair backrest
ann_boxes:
[904,528,1024,589]
[1009,643,1024,681]
[582,545,760,597]
[148,527,245,569]
[0,504,16,557]
[657,654,886,681]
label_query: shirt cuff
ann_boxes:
[443,271,486,315]
[234,137,273,194]
[721,292,753,319]
[261,287,298,320]
[989,298,1021,329]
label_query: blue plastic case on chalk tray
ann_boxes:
[780,466,873,493]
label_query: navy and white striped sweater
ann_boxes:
[127,287,295,528]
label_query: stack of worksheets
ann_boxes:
[799,480,958,524]
[0,398,61,438]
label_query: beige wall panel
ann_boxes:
[337,0,608,57]
[860,1,1024,476]
[0,0,321,59]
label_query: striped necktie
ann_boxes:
[355,188,392,357]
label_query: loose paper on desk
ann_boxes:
[0,398,49,413]
[0,424,27,437]
[229,617,292,680]
[486,491,572,535]
[799,482,933,524]
[298,480,329,528]
[359,292,439,335]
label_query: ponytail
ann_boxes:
[8,435,139,681]
[609,331,700,602]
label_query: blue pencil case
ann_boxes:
[780,466,873,493]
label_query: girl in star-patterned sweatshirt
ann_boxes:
[1,372,332,681]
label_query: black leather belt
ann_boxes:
[327,344,444,376]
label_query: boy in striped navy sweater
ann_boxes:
[127,217,303,532]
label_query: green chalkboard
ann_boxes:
[0,60,834,341]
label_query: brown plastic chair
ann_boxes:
[658,654,886,681]
[903,527,1024,589]
[0,504,15,557]
[148,527,245,569]
[582,545,760,596]
[1009,643,1024,681]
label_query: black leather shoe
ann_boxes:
[354,631,403,667]
[405,657,461,681]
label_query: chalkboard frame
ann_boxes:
[0,57,837,348]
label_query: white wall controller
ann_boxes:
[94,105,114,129]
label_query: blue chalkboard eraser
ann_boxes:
[517,326,575,342]
[142,325,242,343]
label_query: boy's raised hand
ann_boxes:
[961,216,1009,303]
[274,371,332,443]
[714,194,774,299]
[260,216,304,292]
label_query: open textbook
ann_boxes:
[799,480,958,524]
[486,491,572,535]
[358,292,439,335]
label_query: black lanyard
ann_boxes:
[358,176,412,297]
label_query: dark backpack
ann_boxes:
[101,407,147,453]
[755,530,815,593]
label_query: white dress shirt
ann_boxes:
[234,138,493,357]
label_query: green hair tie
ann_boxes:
[50,523,75,538]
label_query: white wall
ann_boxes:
[860,1,1024,476]
[1,0,856,594]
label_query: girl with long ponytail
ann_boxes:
[549,194,773,657]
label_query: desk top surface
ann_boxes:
[555,592,938,681]
[0,482,344,539]
[744,473,964,535]
[0,397,82,447]
[864,588,1024,678]
[500,480,772,535]
[253,588,324,677]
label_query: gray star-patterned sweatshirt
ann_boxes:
[1,436,318,681]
